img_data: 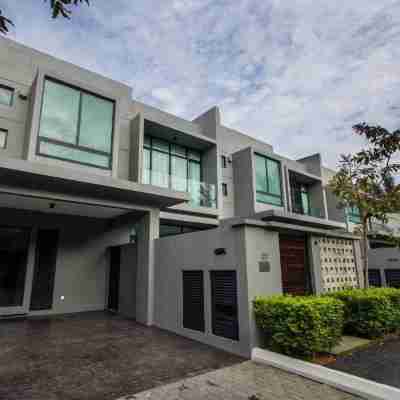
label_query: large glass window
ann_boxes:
[38,78,115,169]
[0,85,14,107]
[143,134,202,197]
[255,153,283,206]
[347,206,361,224]
[291,182,311,215]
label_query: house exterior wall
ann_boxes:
[153,226,251,357]
[0,209,133,316]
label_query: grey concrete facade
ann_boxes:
[0,36,388,358]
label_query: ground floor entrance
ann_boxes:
[0,312,242,400]
[0,227,31,315]
[279,236,311,295]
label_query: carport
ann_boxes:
[0,311,243,400]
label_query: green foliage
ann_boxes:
[329,124,400,226]
[0,0,89,34]
[328,288,400,338]
[329,123,400,286]
[253,295,344,359]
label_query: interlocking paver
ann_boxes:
[121,361,363,400]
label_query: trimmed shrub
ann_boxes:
[253,295,344,359]
[328,288,400,338]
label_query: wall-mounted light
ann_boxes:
[18,93,28,101]
[214,248,226,255]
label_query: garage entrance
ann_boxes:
[0,312,243,400]
[279,236,311,295]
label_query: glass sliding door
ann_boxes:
[0,227,31,315]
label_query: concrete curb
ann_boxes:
[252,347,400,400]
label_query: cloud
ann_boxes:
[2,0,400,170]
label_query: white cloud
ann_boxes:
[2,0,400,170]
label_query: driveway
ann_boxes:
[119,361,361,400]
[328,336,400,388]
[0,311,243,400]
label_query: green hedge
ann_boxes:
[328,288,400,338]
[253,295,344,359]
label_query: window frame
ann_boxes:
[159,222,205,238]
[37,76,116,170]
[222,183,228,197]
[0,84,14,107]
[221,155,227,168]
[0,128,8,149]
[255,153,283,206]
[143,134,202,191]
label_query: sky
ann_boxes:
[2,0,400,169]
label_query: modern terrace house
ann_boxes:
[0,37,379,356]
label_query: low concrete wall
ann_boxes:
[153,226,251,357]
[153,224,287,357]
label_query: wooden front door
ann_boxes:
[279,236,309,295]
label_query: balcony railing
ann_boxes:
[292,205,324,218]
[143,169,217,208]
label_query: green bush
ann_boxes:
[328,288,400,338]
[253,295,344,359]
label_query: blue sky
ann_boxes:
[2,0,400,169]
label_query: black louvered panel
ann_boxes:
[385,269,400,288]
[182,271,205,332]
[211,271,239,341]
[368,269,382,287]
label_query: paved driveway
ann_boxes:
[328,336,400,388]
[0,312,243,400]
[119,361,361,400]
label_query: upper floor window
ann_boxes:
[291,183,311,216]
[347,206,361,224]
[0,84,14,107]
[0,128,7,149]
[143,134,204,204]
[38,78,115,169]
[255,153,282,206]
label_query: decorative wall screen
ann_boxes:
[316,237,359,292]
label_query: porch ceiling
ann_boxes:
[0,157,189,209]
[0,192,145,219]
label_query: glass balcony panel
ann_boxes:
[142,169,216,208]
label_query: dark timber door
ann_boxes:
[210,270,239,341]
[108,246,120,312]
[279,236,309,295]
[30,230,59,311]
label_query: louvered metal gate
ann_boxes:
[210,271,239,341]
[385,269,400,288]
[182,270,205,332]
[368,269,382,287]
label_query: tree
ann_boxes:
[0,0,89,34]
[329,123,400,288]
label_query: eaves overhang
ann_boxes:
[255,210,347,230]
[0,157,189,209]
[230,218,360,240]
